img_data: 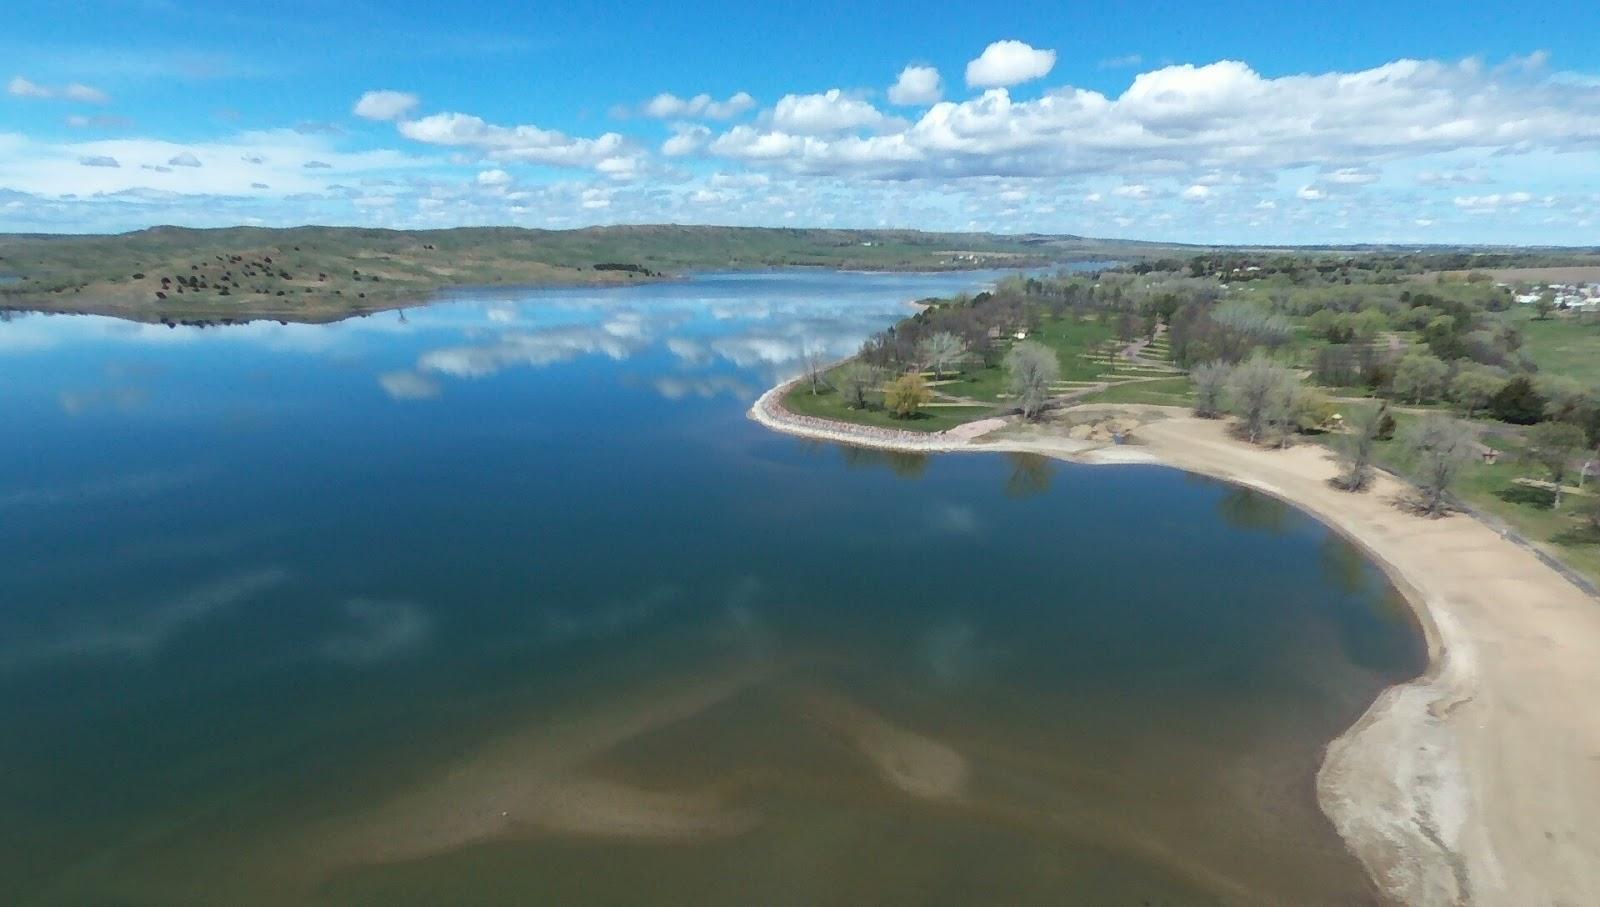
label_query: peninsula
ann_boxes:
[752,255,1600,906]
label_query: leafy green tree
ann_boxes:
[1391,352,1449,404]
[1399,415,1478,516]
[1534,292,1556,320]
[883,372,931,419]
[1524,421,1588,509]
[1450,367,1507,418]
[1489,376,1547,425]
[1005,341,1060,421]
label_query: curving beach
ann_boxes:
[752,378,1600,907]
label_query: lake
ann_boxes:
[0,270,1423,905]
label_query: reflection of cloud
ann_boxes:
[665,337,709,364]
[319,599,432,665]
[0,467,204,510]
[929,503,981,535]
[58,385,150,414]
[652,374,753,401]
[602,312,647,338]
[540,585,680,644]
[920,618,994,686]
[1,567,290,669]
[418,325,645,378]
[379,370,441,400]
[708,334,804,369]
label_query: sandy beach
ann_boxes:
[751,381,1600,906]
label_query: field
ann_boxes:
[0,225,1182,323]
[1504,307,1600,383]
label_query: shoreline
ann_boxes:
[0,260,1074,326]
[752,374,1600,906]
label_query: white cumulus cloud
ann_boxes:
[966,40,1056,88]
[888,65,943,105]
[770,89,892,135]
[642,91,755,120]
[353,90,420,122]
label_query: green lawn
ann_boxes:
[1326,403,1600,585]
[933,314,1118,402]
[1505,308,1600,384]
[782,383,991,433]
[1076,377,1194,406]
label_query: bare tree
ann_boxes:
[1263,370,1308,448]
[1334,404,1387,491]
[918,332,965,380]
[834,361,882,410]
[1399,415,1477,516]
[1005,341,1060,421]
[1225,354,1297,444]
[1190,361,1230,418]
[799,339,828,395]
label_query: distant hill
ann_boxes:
[0,224,1187,323]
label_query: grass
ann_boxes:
[1504,307,1600,384]
[934,315,1118,402]
[1076,377,1194,406]
[1322,402,1600,585]
[782,383,991,433]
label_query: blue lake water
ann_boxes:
[0,270,1422,905]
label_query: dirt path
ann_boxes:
[751,388,1600,907]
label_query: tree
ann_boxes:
[918,332,965,380]
[834,362,881,410]
[1489,376,1547,425]
[1334,404,1387,491]
[1005,341,1060,421]
[1399,415,1477,516]
[1390,352,1449,404]
[799,340,828,395]
[1263,370,1308,447]
[1450,367,1507,419]
[883,372,931,419]
[1534,292,1556,321]
[1524,421,1588,509]
[1190,361,1230,418]
[1537,375,1598,426]
[1225,354,1298,444]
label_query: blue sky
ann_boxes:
[3,0,1599,243]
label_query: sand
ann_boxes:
[316,662,777,866]
[752,386,1600,907]
[797,688,970,800]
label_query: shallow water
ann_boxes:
[0,270,1423,905]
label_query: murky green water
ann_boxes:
[0,271,1422,904]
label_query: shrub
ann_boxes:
[883,372,931,419]
[1490,376,1547,425]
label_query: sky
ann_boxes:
[3,0,1599,244]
